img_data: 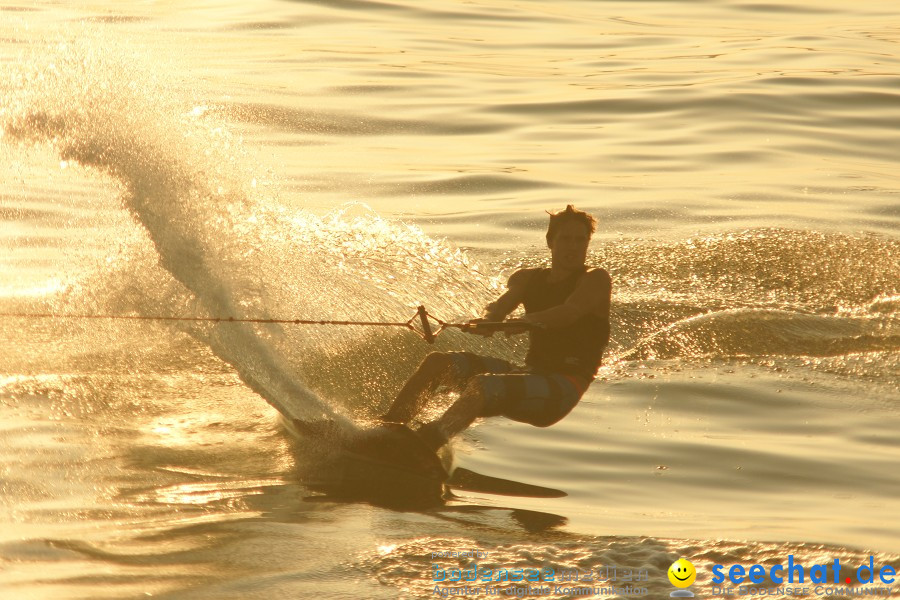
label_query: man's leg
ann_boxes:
[383,352,514,425]
[382,352,456,424]
[416,376,487,450]
[417,372,588,450]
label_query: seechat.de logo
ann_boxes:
[668,558,698,597]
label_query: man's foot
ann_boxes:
[378,413,404,425]
[415,421,449,452]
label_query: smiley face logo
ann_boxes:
[668,558,697,588]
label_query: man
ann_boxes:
[382,205,611,451]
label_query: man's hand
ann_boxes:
[498,318,532,337]
[464,318,532,337]
[465,317,500,337]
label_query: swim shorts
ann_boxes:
[445,351,591,428]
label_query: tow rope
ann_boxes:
[0,306,517,344]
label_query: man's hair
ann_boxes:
[546,204,597,244]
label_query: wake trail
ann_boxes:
[1,45,341,426]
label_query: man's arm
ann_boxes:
[480,268,534,321]
[522,268,611,329]
[464,269,536,336]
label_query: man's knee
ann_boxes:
[419,351,453,375]
[517,410,564,428]
[509,393,576,428]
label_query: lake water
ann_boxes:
[1,1,898,598]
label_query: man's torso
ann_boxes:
[522,267,610,380]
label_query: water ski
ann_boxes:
[436,504,568,533]
[302,422,568,511]
[446,467,566,499]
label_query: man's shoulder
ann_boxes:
[576,269,612,308]
[507,267,544,287]
[583,267,611,286]
[510,267,545,276]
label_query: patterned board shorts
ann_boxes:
[445,351,591,428]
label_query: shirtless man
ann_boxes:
[382,205,611,450]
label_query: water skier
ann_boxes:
[383,205,611,450]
